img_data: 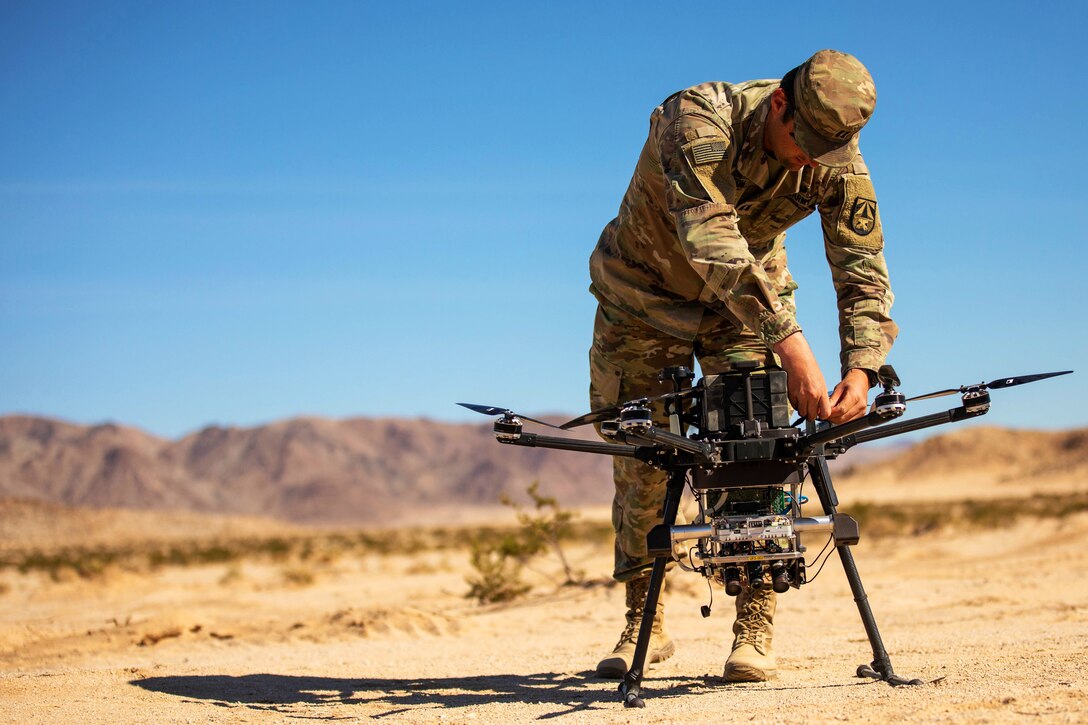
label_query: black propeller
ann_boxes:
[457,403,564,429]
[560,388,699,430]
[906,370,1073,402]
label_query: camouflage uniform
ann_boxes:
[589,54,898,581]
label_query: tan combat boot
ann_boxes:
[723,583,777,682]
[595,576,675,678]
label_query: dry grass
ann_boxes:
[844,491,1088,537]
[3,493,1085,583]
[0,527,475,581]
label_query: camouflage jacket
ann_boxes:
[589,80,898,378]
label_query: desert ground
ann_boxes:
[2,466,1087,724]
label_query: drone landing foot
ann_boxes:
[807,457,924,689]
[617,466,687,708]
[619,678,645,708]
[856,663,924,686]
[618,554,667,707]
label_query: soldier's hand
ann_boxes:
[772,332,832,421]
[828,369,871,424]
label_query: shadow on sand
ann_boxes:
[131,670,717,718]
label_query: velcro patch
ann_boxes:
[690,139,727,165]
[834,175,883,250]
[682,137,733,205]
[850,197,877,236]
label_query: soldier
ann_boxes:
[588,49,898,682]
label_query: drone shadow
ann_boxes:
[131,670,713,718]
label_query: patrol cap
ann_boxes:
[791,49,876,168]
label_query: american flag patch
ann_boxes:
[691,140,727,165]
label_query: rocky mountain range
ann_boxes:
[1,414,1083,525]
[0,414,614,525]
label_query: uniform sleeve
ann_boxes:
[818,158,899,379]
[659,108,801,347]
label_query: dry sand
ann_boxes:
[2,475,1087,724]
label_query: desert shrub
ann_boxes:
[17,550,116,580]
[195,545,237,564]
[263,538,291,560]
[465,536,532,604]
[501,481,583,586]
[465,481,583,605]
[281,566,316,587]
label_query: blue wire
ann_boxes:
[779,493,809,514]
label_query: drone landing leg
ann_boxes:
[619,466,687,708]
[808,455,923,687]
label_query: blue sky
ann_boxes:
[2,1,1085,438]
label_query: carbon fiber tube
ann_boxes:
[796,411,887,456]
[622,426,714,461]
[497,432,640,457]
[849,406,977,446]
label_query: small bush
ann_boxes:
[502,481,583,586]
[281,566,315,587]
[465,539,531,604]
[465,481,583,605]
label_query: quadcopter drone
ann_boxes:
[460,364,1071,708]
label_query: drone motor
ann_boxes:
[618,403,653,435]
[962,387,991,415]
[493,415,523,442]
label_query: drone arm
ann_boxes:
[839,405,984,450]
[497,431,641,458]
[620,426,715,463]
[796,410,890,457]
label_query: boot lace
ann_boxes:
[735,596,769,649]
[735,623,762,648]
[615,608,644,647]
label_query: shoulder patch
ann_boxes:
[691,139,727,165]
[681,136,734,205]
[685,137,728,166]
[834,175,883,250]
[850,197,877,236]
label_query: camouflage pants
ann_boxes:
[590,299,777,582]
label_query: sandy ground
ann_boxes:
[2,479,1087,724]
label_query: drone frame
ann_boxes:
[462,365,1071,708]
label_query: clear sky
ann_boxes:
[2,1,1085,439]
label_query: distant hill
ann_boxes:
[836,426,1088,483]
[0,415,615,524]
[2,415,1081,524]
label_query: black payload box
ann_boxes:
[698,367,791,433]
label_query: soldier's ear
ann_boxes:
[769,88,788,117]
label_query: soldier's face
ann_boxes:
[764,89,819,171]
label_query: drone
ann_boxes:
[460,364,1071,708]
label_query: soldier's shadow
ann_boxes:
[132,671,709,718]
